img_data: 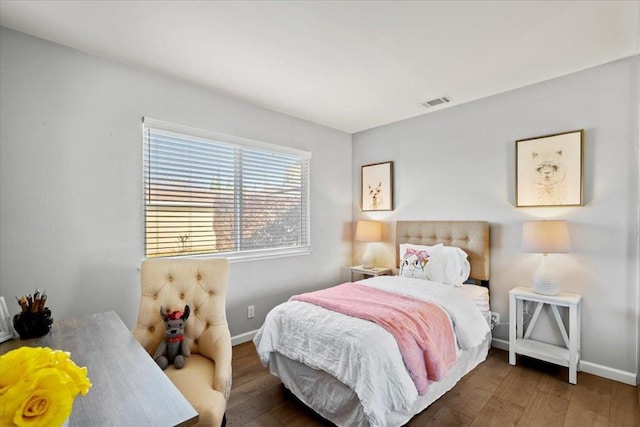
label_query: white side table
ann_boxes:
[509,286,582,384]
[349,266,391,281]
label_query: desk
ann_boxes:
[0,311,198,427]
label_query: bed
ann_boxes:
[254,221,491,426]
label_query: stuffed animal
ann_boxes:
[153,305,191,370]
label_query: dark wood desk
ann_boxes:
[0,311,198,427]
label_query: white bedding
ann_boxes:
[269,333,490,426]
[254,276,490,426]
[458,283,491,316]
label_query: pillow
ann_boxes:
[438,246,471,286]
[398,243,443,280]
[398,243,470,285]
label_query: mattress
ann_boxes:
[254,276,491,426]
[458,283,490,316]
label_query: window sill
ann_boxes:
[144,247,312,264]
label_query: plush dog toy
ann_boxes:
[153,305,190,370]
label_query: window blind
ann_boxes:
[143,121,310,258]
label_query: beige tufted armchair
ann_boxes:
[133,258,232,427]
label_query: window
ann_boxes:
[143,118,311,259]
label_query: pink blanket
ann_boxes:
[290,283,456,394]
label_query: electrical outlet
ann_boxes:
[491,311,500,326]
[247,305,255,319]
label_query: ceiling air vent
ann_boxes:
[421,96,451,108]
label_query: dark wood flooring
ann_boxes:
[228,342,640,426]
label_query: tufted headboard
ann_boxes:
[396,221,490,283]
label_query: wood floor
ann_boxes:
[228,342,640,426]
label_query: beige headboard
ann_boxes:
[395,221,490,282]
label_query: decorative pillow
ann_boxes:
[398,243,470,285]
[398,244,443,280]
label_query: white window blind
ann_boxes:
[143,119,311,259]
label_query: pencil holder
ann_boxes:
[13,309,53,339]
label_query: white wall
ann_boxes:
[2,26,638,384]
[0,27,353,336]
[353,56,640,381]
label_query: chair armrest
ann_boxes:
[209,328,233,400]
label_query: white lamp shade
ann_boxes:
[356,220,381,269]
[355,220,382,242]
[522,220,571,295]
[522,220,571,254]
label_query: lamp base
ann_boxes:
[532,255,560,295]
[362,244,375,269]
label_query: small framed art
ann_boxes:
[516,130,584,207]
[361,161,393,211]
[0,297,16,343]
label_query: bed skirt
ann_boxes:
[268,331,491,426]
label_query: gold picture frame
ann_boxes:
[516,129,584,207]
[361,161,394,211]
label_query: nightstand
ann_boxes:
[349,266,391,281]
[509,286,582,384]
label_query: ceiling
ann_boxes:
[1,1,638,133]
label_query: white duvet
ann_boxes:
[254,276,490,426]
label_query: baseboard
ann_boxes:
[580,361,637,386]
[231,329,259,346]
[492,337,509,351]
[491,338,637,386]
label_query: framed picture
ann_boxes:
[516,130,584,207]
[0,296,16,343]
[361,161,393,211]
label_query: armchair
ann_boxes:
[133,258,231,426]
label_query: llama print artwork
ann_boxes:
[368,182,384,210]
[531,148,567,205]
[361,161,393,211]
[516,130,583,207]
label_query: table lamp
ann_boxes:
[355,220,382,269]
[522,220,571,295]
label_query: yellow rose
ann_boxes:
[0,347,91,427]
[0,347,52,394]
[52,355,91,396]
[2,368,74,427]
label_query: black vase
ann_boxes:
[13,309,53,339]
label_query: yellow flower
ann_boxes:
[0,347,91,427]
[0,347,51,394]
[53,355,91,396]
